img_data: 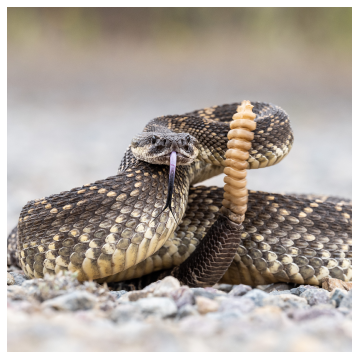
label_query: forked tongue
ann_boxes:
[153,151,178,223]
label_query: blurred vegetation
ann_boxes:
[8,7,352,56]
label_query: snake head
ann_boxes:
[131,132,199,165]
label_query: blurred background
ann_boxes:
[7,8,352,231]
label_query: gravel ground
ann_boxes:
[7,269,352,352]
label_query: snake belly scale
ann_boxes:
[8,102,352,287]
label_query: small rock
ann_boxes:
[9,272,27,286]
[171,286,195,308]
[339,289,352,310]
[111,303,143,323]
[109,290,127,300]
[219,297,255,314]
[269,290,292,296]
[195,296,219,315]
[41,290,96,311]
[122,276,180,302]
[213,284,233,293]
[206,310,243,322]
[152,276,181,296]
[7,273,15,285]
[177,304,199,319]
[299,289,329,306]
[243,289,269,306]
[260,283,294,293]
[248,305,288,327]
[134,297,177,318]
[7,285,28,300]
[228,284,251,296]
[329,288,347,307]
[288,307,342,322]
[262,294,308,310]
[191,288,225,300]
[290,285,319,296]
[322,277,352,292]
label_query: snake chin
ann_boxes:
[131,132,199,165]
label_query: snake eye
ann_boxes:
[186,135,191,143]
[151,136,157,144]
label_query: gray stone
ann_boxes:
[177,304,199,319]
[7,285,28,300]
[339,289,352,310]
[228,284,251,297]
[191,288,225,300]
[195,296,219,314]
[152,276,181,296]
[9,271,27,286]
[329,288,347,308]
[261,283,294,293]
[213,284,233,293]
[111,303,143,323]
[262,294,308,310]
[219,297,255,314]
[109,290,127,300]
[206,310,243,322]
[171,286,195,308]
[7,273,15,285]
[243,289,269,306]
[299,288,329,306]
[41,290,96,311]
[288,307,343,322]
[134,297,177,318]
[269,290,292,296]
[290,285,319,296]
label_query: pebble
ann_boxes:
[228,284,251,296]
[42,291,97,311]
[339,289,352,310]
[7,273,15,285]
[133,297,177,318]
[9,271,27,286]
[262,294,309,310]
[191,287,226,300]
[111,303,143,323]
[322,278,352,292]
[171,286,195,308]
[259,283,294,293]
[219,296,256,314]
[6,271,352,351]
[329,288,347,307]
[195,296,219,314]
[242,288,269,306]
[287,306,342,322]
[213,283,233,293]
[290,285,318,296]
[177,304,199,319]
[109,290,128,300]
[299,288,330,306]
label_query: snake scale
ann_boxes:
[7,101,352,288]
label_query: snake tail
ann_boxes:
[170,101,257,287]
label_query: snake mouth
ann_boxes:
[156,151,192,165]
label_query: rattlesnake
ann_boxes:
[7,101,352,288]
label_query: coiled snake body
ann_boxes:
[8,102,352,287]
